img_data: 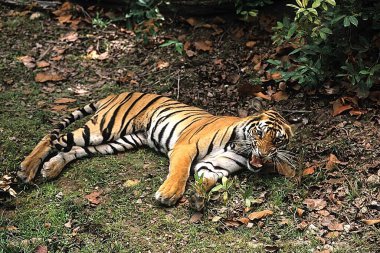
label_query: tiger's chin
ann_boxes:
[246,153,263,173]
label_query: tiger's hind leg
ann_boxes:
[18,135,54,183]
[41,133,147,179]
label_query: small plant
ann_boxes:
[210,176,234,205]
[235,0,273,21]
[242,185,256,209]
[159,40,183,55]
[92,12,111,29]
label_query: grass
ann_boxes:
[1,12,379,253]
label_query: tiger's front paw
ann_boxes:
[155,179,186,206]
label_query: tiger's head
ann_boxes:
[238,110,294,172]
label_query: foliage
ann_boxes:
[92,12,111,29]
[210,176,234,205]
[159,40,184,54]
[270,0,380,92]
[235,0,273,20]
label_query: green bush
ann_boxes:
[270,0,380,94]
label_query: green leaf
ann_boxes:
[343,16,350,27]
[302,0,309,7]
[319,31,326,40]
[222,176,228,186]
[267,59,282,65]
[320,27,332,34]
[307,8,318,16]
[325,0,336,6]
[321,3,328,10]
[296,0,302,7]
[160,40,177,47]
[359,70,370,75]
[287,4,300,9]
[312,0,321,8]
[210,184,223,192]
[348,16,358,27]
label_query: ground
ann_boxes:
[0,3,379,253]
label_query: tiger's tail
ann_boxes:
[50,102,98,150]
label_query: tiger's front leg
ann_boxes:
[155,146,196,206]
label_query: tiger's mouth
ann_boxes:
[246,152,263,173]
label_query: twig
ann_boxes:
[280,109,313,113]
[37,45,52,61]
[176,72,180,100]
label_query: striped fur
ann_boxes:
[18,92,293,206]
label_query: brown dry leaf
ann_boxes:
[325,231,340,238]
[254,92,271,100]
[36,61,50,68]
[332,99,352,116]
[35,72,64,83]
[156,60,169,70]
[302,166,315,176]
[190,212,203,223]
[271,91,289,102]
[51,55,63,61]
[34,245,48,253]
[248,210,273,220]
[238,217,250,224]
[327,222,344,231]
[296,208,305,217]
[185,17,199,26]
[245,41,257,48]
[85,191,101,205]
[17,55,35,69]
[276,162,295,178]
[211,216,222,222]
[349,109,367,116]
[297,220,308,230]
[51,105,68,112]
[326,154,347,170]
[123,179,140,188]
[53,2,73,16]
[362,219,380,225]
[271,72,282,80]
[60,31,78,42]
[57,14,72,24]
[303,199,327,211]
[54,98,77,104]
[85,50,109,60]
[194,41,212,52]
[224,220,241,228]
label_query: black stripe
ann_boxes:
[101,93,137,141]
[190,141,200,170]
[206,130,220,156]
[164,114,200,150]
[89,103,97,111]
[83,125,90,146]
[99,93,132,130]
[120,95,164,136]
[224,126,237,150]
[146,101,183,130]
[83,146,92,155]
[63,132,74,152]
[188,117,219,143]
[109,144,119,154]
[121,136,136,147]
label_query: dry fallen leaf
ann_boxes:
[245,41,257,48]
[35,72,64,83]
[362,219,380,225]
[271,91,289,102]
[296,208,304,217]
[271,72,282,80]
[326,154,347,170]
[54,98,77,104]
[303,199,327,211]
[327,222,344,231]
[224,220,241,228]
[185,17,199,26]
[254,92,271,100]
[85,191,101,205]
[189,212,203,223]
[156,60,169,70]
[36,61,50,68]
[60,31,78,42]
[332,99,352,116]
[248,210,273,220]
[85,50,109,60]
[51,105,67,112]
[302,166,315,176]
[238,217,250,224]
[34,245,48,253]
[325,231,340,238]
[212,216,222,222]
[17,55,35,69]
[194,41,212,52]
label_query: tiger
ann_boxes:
[18,92,294,208]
